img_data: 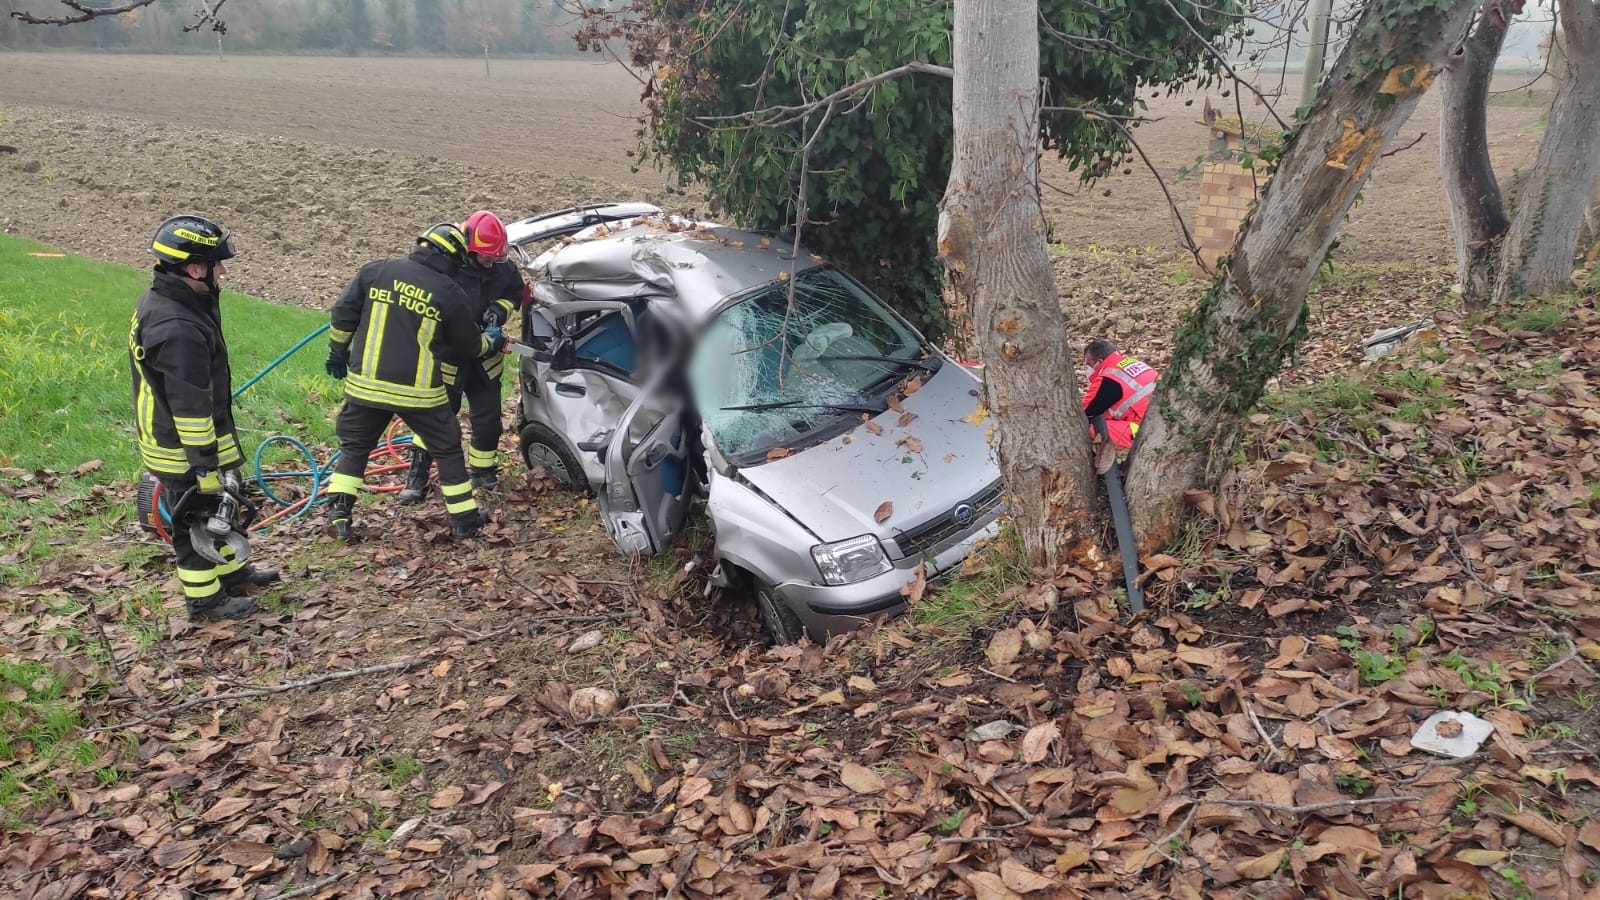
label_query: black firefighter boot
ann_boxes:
[450,508,489,540]
[221,565,282,596]
[397,448,432,505]
[187,591,259,621]
[326,492,356,540]
[470,466,499,491]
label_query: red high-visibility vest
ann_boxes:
[1084,352,1159,426]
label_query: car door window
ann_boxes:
[572,311,636,376]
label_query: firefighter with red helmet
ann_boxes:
[1082,338,1159,449]
[323,223,505,539]
[130,214,280,620]
[398,210,526,499]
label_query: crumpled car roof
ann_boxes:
[540,215,824,322]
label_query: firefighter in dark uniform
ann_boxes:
[130,214,280,621]
[398,210,525,500]
[323,223,505,539]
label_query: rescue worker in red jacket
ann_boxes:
[324,223,505,539]
[130,214,280,620]
[399,210,526,500]
[1082,338,1159,449]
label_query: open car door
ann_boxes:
[595,304,697,559]
[599,367,695,560]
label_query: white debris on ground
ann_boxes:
[1410,709,1496,758]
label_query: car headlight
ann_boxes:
[811,535,892,586]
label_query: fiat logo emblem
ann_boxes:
[952,503,975,527]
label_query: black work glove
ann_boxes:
[325,342,349,379]
[483,307,506,330]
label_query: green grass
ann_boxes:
[0,657,101,826]
[1503,292,1581,334]
[0,233,341,580]
[910,523,1031,634]
[372,755,424,790]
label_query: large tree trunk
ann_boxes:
[1493,0,1600,302]
[1441,1,1519,308]
[938,0,1099,575]
[1124,0,1479,551]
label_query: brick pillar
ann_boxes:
[1194,128,1262,273]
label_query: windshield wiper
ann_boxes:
[721,399,883,414]
[813,354,938,373]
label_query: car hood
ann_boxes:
[736,361,1001,545]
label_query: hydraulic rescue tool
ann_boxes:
[169,471,259,565]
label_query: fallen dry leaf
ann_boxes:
[986,629,1023,666]
[1234,847,1287,879]
[1020,721,1060,764]
[1456,848,1510,867]
[874,501,893,523]
[965,871,1022,900]
[999,857,1057,893]
[429,785,465,809]
[1108,765,1159,816]
[840,762,885,794]
[1056,843,1093,870]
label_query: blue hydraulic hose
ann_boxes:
[233,322,330,401]
[211,322,421,528]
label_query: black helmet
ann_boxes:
[417,222,469,267]
[150,214,236,268]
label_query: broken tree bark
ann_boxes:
[938,0,1100,575]
[1441,0,1519,308]
[1124,0,1479,551]
[1492,0,1600,302]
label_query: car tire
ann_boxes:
[753,577,807,645]
[519,422,589,494]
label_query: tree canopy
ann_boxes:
[577,0,1246,339]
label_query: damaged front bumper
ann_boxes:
[777,514,1005,639]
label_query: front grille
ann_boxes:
[891,479,1005,560]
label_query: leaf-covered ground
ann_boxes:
[6,277,1600,898]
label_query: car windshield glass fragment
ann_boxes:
[690,267,925,459]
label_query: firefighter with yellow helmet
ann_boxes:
[323,223,505,539]
[398,210,526,500]
[130,214,280,621]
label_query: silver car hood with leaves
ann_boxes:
[735,361,1000,546]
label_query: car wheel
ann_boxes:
[519,423,589,494]
[753,578,806,645]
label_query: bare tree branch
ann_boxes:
[12,0,227,32]
[1161,0,1292,130]
[697,61,954,129]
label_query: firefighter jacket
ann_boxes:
[129,271,243,477]
[1082,351,1159,427]
[453,259,527,380]
[329,247,489,411]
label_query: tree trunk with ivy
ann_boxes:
[1491,0,1600,302]
[1441,0,1518,308]
[939,0,1100,575]
[1124,0,1479,551]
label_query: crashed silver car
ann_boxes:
[506,204,1004,643]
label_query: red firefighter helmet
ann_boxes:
[461,210,508,262]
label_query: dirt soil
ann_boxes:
[4,53,1596,900]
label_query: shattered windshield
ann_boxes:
[689,266,928,460]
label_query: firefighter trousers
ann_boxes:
[447,361,503,472]
[328,400,478,519]
[157,474,248,609]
